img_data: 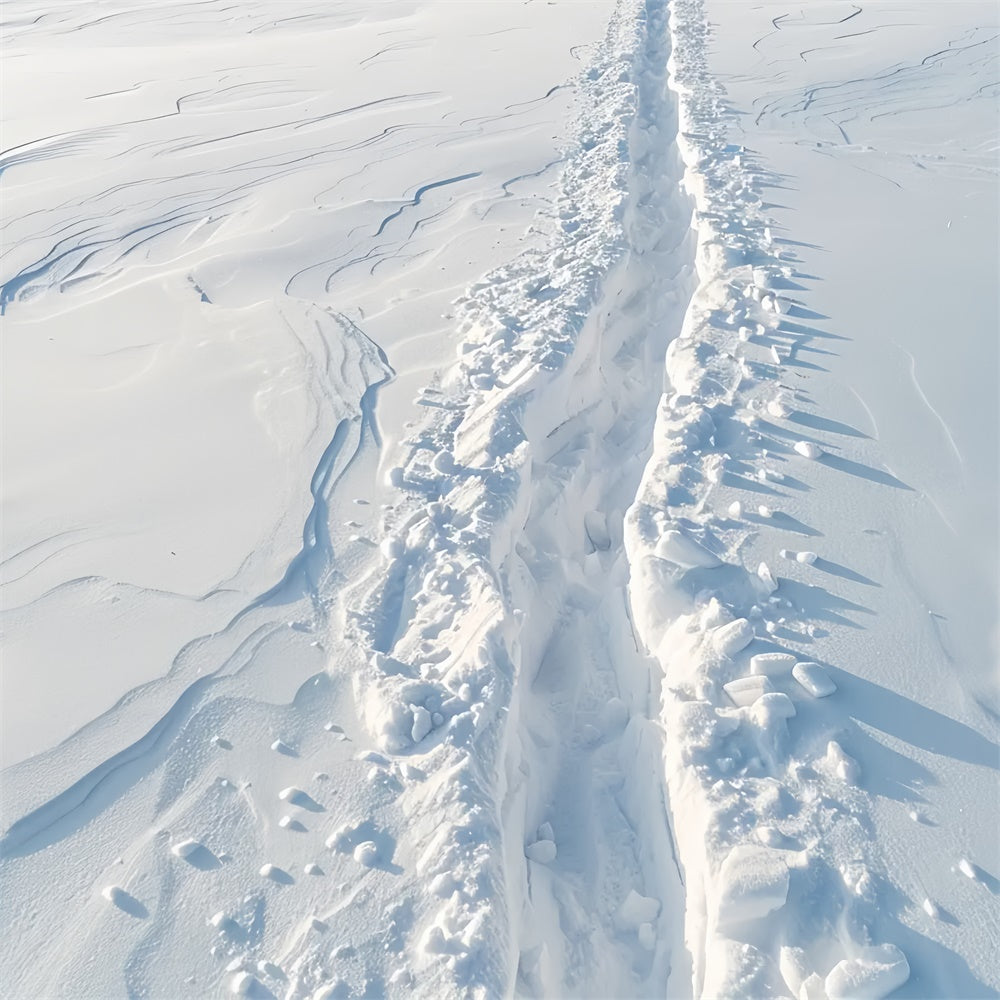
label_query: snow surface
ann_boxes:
[2,0,998,998]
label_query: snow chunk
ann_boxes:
[353,841,379,867]
[303,862,323,876]
[656,529,722,569]
[779,945,809,996]
[728,500,743,519]
[824,944,909,999]
[260,863,291,882]
[922,897,940,919]
[826,741,860,784]
[716,845,790,929]
[525,839,557,864]
[801,973,826,1000]
[796,550,818,564]
[230,972,257,995]
[793,661,836,697]
[713,618,755,657]
[637,922,656,950]
[618,889,661,930]
[958,857,978,880]
[171,838,201,859]
[724,674,773,708]
[410,706,432,743]
[750,652,796,677]
[794,440,823,460]
[751,692,797,724]
[756,562,779,593]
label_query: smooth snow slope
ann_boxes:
[2,0,998,998]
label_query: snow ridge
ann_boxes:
[624,1,912,998]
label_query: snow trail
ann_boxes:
[345,2,700,992]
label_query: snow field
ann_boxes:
[2,0,996,997]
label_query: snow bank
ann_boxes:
[622,0,913,994]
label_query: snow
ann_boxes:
[2,0,998,997]
[792,661,837,699]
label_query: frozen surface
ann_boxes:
[2,0,998,998]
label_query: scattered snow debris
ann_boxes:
[723,675,773,708]
[618,890,661,930]
[794,440,823,460]
[353,841,379,867]
[728,500,743,518]
[767,397,790,418]
[824,944,910,1000]
[922,897,940,919]
[793,661,836,697]
[750,652,795,677]
[738,325,752,341]
[958,858,978,880]
[826,741,861,784]
[656,529,722,568]
[713,618,755,656]
[525,839,557,864]
[795,550,818,564]
[716,845,790,929]
[756,562,779,593]
[637,923,656,950]
[171,838,201,859]
[765,621,778,635]
[410,705,433,743]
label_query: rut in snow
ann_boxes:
[345,0,701,994]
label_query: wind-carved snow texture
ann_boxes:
[623,1,920,997]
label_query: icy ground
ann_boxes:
[1,1,998,998]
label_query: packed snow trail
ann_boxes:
[348,1,698,993]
